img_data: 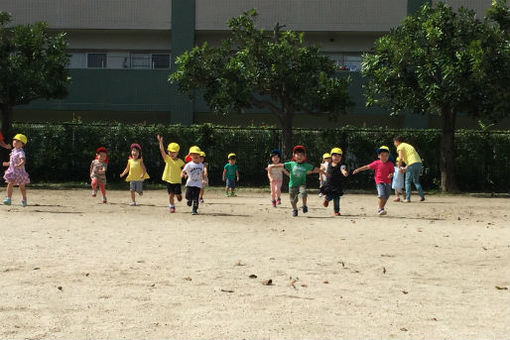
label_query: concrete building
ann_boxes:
[1,0,494,128]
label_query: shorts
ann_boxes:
[289,185,307,204]
[130,180,144,194]
[376,183,392,199]
[226,178,236,189]
[185,186,201,201]
[166,183,182,195]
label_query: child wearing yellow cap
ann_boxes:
[353,146,395,216]
[157,135,185,213]
[319,152,332,197]
[181,146,205,215]
[2,134,30,207]
[222,153,239,197]
[321,147,349,216]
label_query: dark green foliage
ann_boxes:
[11,122,510,193]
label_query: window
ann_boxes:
[87,53,107,68]
[152,54,170,69]
[131,53,151,69]
[326,53,363,72]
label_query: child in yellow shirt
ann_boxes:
[157,135,185,213]
[120,143,149,206]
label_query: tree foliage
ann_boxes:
[362,2,510,191]
[0,11,70,136]
[170,9,352,157]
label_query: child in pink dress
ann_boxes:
[3,134,30,207]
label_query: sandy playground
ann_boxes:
[0,188,509,339]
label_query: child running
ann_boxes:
[392,157,405,202]
[2,134,30,206]
[284,145,322,217]
[319,152,331,197]
[90,146,108,203]
[181,146,205,215]
[157,135,185,213]
[199,151,208,203]
[222,153,239,197]
[353,145,394,216]
[266,148,288,207]
[322,147,349,216]
[119,143,149,206]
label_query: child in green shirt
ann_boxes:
[222,153,240,197]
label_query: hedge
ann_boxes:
[7,122,510,192]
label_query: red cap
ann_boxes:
[96,146,107,154]
[184,154,192,163]
[291,145,307,162]
[130,143,141,151]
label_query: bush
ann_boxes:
[9,122,510,192]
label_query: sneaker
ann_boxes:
[393,197,400,202]
[192,210,198,215]
[378,209,387,216]
[138,192,143,196]
[3,198,11,205]
[420,196,425,202]
[169,206,176,213]
[402,199,410,203]
[272,200,277,208]
[277,198,281,205]
[199,198,204,203]
[318,193,323,197]
[225,192,229,197]
[129,201,136,206]
[102,197,107,204]
[187,200,192,207]
[334,212,340,216]
[91,190,97,197]
[302,205,308,213]
[323,199,329,207]
[21,200,27,207]
[231,192,237,197]
[292,209,298,217]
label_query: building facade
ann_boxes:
[1,0,494,128]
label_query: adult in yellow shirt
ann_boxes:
[393,136,425,202]
[157,135,185,213]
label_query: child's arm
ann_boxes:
[306,167,322,175]
[222,169,227,182]
[2,161,9,167]
[119,162,129,178]
[203,165,208,178]
[0,140,11,150]
[181,169,187,178]
[89,162,94,177]
[319,164,325,181]
[352,164,370,174]
[15,157,25,168]
[341,166,349,177]
[267,167,273,181]
[156,134,167,161]
[236,170,240,182]
[282,168,290,177]
[140,159,147,178]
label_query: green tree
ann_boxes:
[362,2,510,192]
[170,10,352,157]
[0,12,70,138]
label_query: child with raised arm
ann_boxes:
[353,146,394,216]
[119,143,149,206]
[181,146,205,215]
[222,153,239,197]
[3,134,30,207]
[157,135,185,213]
[284,145,322,217]
[90,146,108,203]
[322,147,349,216]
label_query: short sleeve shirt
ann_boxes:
[368,160,394,184]
[224,163,238,180]
[162,156,185,184]
[269,165,284,181]
[284,161,314,187]
[183,161,204,188]
[90,159,107,183]
[396,143,421,166]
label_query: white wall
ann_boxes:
[433,0,492,18]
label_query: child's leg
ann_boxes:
[333,196,340,213]
[99,183,106,197]
[130,190,136,202]
[270,180,276,201]
[275,180,282,200]
[378,197,387,210]
[19,184,27,201]
[169,193,175,205]
[6,182,14,198]
[91,178,98,192]
[192,187,200,212]
[199,187,204,200]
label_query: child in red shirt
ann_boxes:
[353,146,394,215]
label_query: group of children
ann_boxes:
[1,130,412,217]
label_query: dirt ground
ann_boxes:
[0,188,509,339]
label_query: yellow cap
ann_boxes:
[396,157,400,162]
[228,153,236,159]
[189,145,202,155]
[330,147,343,155]
[322,153,331,159]
[13,133,27,145]
[377,145,390,153]
[199,151,206,157]
[167,142,180,153]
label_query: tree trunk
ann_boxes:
[280,112,293,160]
[440,107,458,192]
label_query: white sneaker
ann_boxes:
[129,201,136,206]
[378,209,387,216]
